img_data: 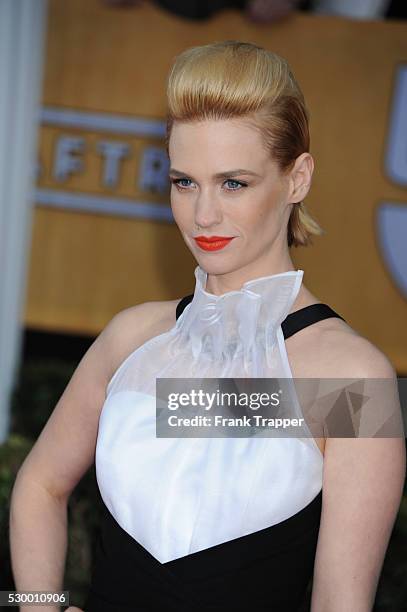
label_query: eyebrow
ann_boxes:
[169,168,261,179]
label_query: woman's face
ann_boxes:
[168,118,310,279]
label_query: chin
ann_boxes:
[195,257,242,276]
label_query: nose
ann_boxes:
[194,192,223,229]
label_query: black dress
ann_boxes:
[83,293,345,612]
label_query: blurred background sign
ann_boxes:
[22,0,407,373]
[36,106,172,221]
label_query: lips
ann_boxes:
[194,236,235,252]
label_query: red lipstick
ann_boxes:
[194,235,235,252]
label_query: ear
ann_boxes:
[288,153,314,204]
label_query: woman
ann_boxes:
[10,41,405,612]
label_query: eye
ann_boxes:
[170,178,248,191]
[224,179,247,191]
[170,178,193,190]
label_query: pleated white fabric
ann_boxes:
[95,265,324,563]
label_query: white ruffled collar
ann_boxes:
[176,265,304,367]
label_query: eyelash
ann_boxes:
[170,178,248,191]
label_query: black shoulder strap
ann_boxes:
[176,296,345,339]
[176,294,194,320]
[281,303,346,339]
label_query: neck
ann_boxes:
[202,253,297,297]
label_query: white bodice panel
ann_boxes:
[95,266,324,563]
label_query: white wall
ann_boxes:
[0,0,48,442]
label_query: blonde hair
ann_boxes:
[165,40,324,248]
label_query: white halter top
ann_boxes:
[95,265,324,563]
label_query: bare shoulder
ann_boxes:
[105,298,180,381]
[316,319,395,379]
[289,315,396,379]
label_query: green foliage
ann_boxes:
[0,434,34,541]
[1,358,102,607]
[9,359,77,439]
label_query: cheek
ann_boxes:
[170,193,193,230]
[256,187,283,224]
[234,191,277,229]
